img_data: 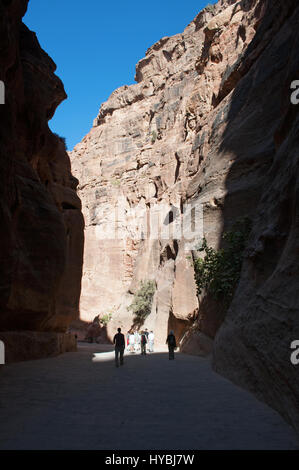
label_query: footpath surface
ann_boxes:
[0,343,297,450]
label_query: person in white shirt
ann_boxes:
[148,330,155,352]
[134,331,140,353]
[129,333,135,352]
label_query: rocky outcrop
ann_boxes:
[0,0,84,356]
[180,327,214,357]
[71,0,299,432]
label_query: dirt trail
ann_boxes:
[0,343,297,450]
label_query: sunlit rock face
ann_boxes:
[70,0,262,343]
[0,0,84,337]
[71,0,299,432]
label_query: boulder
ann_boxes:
[180,329,214,357]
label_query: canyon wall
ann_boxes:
[70,0,264,344]
[0,0,84,360]
[213,0,299,434]
[71,0,299,432]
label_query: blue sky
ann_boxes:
[24,0,216,150]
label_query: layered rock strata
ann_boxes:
[71,0,299,433]
[71,0,264,344]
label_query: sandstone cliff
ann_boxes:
[71,0,299,432]
[212,0,299,434]
[70,0,264,344]
[0,0,84,360]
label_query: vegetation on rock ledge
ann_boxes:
[193,218,252,305]
[99,312,112,327]
[128,280,156,326]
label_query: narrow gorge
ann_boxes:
[1,0,299,444]
[70,0,299,433]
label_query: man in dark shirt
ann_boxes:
[113,328,125,367]
[140,331,147,355]
[166,330,177,360]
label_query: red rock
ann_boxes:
[71,0,299,434]
[69,0,262,342]
[0,2,84,338]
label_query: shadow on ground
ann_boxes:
[0,345,297,450]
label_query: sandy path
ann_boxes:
[0,343,297,450]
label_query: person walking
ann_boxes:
[113,328,125,367]
[148,330,154,353]
[129,332,135,353]
[166,330,177,360]
[134,331,140,353]
[126,331,130,351]
[140,331,147,355]
[144,328,149,353]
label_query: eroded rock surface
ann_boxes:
[213,0,299,435]
[0,0,84,348]
[71,0,299,433]
[71,0,262,343]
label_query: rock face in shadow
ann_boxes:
[0,331,77,364]
[213,0,299,435]
[0,1,84,341]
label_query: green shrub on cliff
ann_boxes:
[193,218,252,305]
[127,280,156,322]
[100,312,112,326]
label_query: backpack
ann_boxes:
[168,334,176,347]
